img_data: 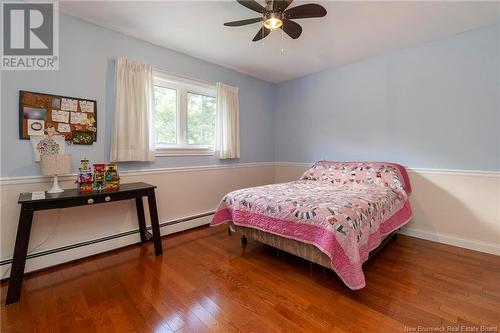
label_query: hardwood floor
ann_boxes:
[1,226,499,332]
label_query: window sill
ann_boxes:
[155,147,214,157]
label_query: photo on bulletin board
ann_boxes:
[19,90,97,144]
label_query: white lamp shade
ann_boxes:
[40,154,72,176]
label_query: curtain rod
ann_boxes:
[117,57,216,87]
[153,67,216,88]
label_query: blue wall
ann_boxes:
[1,15,276,177]
[274,25,499,171]
[2,15,498,177]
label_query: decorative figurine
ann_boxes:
[76,159,121,192]
[93,163,106,191]
[105,163,120,190]
[76,158,93,192]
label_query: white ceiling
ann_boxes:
[60,1,500,83]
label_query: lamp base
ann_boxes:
[47,175,64,193]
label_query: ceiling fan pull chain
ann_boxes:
[261,13,264,46]
[262,25,265,46]
[281,28,284,53]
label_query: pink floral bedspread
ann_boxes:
[211,161,412,289]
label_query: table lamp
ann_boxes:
[40,154,72,193]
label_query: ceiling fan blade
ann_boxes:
[284,4,327,20]
[281,20,302,39]
[236,0,266,14]
[224,18,262,26]
[252,27,271,41]
[273,0,293,12]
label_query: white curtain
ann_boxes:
[215,83,240,159]
[110,57,155,162]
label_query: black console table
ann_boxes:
[6,182,163,305]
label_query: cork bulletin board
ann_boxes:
[19,90,97,144]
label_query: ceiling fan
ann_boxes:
[224,0,327,42]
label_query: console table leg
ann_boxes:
[6,206,34,305]
[135,197,148,243]
[147,189,163,256]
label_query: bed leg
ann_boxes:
[309,262,313,276]
[241,236,247,246]
[228,226,232,236]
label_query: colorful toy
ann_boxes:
[76,159,121,192]
[93,163,106,191]
[76,158,93,192]
[105,163,120,190]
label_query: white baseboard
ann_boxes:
[160,215,212,235]
[398,227,500,256]
[0,214,212,279]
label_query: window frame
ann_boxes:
[153,72,216,156]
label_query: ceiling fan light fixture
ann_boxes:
[263,12,283,30]
[224,1,327,42]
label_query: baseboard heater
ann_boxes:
[0,211,215,267]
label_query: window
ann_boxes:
[187,92,216,145]
[154,86,177,145]
[153,72,216,156]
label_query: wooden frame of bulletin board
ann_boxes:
[19,90,97,144]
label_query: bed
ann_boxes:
[211,161,412,289]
